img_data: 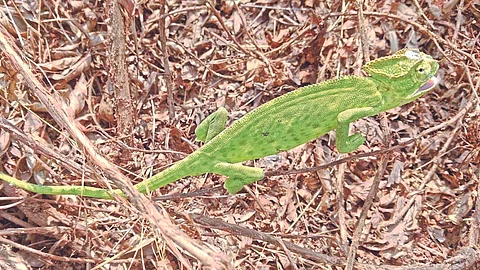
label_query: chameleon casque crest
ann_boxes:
[0,49,439,199]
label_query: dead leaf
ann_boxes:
[68,73,88,118]
[51,53,92,85]
[0,129,11,156]
[447,192,474,224]
[23,111,43,134]
[387,160,404,186]
[38,55,82,71]
[14,154,35,181]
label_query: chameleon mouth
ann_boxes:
[412,76,438,96]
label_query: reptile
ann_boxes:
[0,49,439,199]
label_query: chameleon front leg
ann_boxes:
[212,163,264,194]
[195,107,228,143]
[336,107,379,153]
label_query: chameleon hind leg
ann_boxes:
[195,107,264,193]
[195,107,228,143]
[212,163,264,194]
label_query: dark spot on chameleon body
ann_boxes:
[262,132,270,136]
[277,119,282,123]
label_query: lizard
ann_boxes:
[0,49,439,199]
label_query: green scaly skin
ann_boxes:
[0,49,439,199]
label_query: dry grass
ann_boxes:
[0,0,479,269]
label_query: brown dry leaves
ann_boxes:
[0,0,479,269]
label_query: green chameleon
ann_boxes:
[0,49,439,199]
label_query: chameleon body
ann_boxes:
[0,49,439,199]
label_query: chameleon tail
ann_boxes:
[0,154,207,199]
[0,172,119,199]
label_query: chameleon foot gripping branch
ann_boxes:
[0,49,439,199]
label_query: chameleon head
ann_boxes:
[363,49,439,107]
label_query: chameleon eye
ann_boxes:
[418,67,425,73]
